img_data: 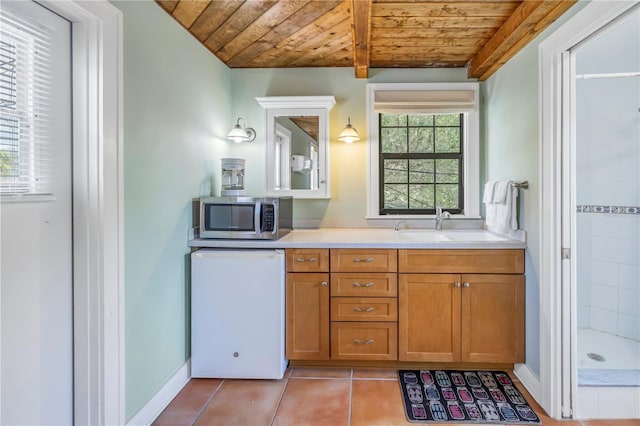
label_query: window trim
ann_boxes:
[366,82,480,219]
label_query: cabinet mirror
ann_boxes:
[257,96,335,199]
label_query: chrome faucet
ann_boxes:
[435,206,451,230]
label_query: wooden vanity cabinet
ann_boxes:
[398,249,525,364]
[285,247,524,365]
[285,249,330,360]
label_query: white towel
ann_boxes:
[483,181,498,229]
[492,180,510,204]
[485,180,518,235]
[483,181,497,203]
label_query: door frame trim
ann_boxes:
[539,0,638,419]
[39,1,124,424]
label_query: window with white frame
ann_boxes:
[366,83,480,218]
[0,9,52,194]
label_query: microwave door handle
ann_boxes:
[255,201,262,235]
[272,201,278,236]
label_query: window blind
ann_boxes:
[0,7,53,194]
[373,90,476,114]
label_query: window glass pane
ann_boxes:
[409,159,433,183]
[380,114,407,127]
[408,127,433,153]
[435,127,460,153]
[436,159,458,183]
[434,114,460,126]
[381,127,407,153]
[384,184,408,209]
[408,114,434,126]
[436,184,459,209]
[409,184,434,209]
[378,107,465,214]
[384,159,407,183]
[0,116,18,177]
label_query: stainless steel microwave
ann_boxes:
[199,196,292,240]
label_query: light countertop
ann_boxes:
[188,228,526,249]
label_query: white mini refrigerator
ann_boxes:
[191,249,287,379]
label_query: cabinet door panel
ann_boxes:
[399,274,461,362]
[461,274,525,363]
[286,273,330,360]
[330,322,397,360]
[331,249,397,272]
[330,297,398,322]
[331,273,397,297]
[399,249,524,274]
[286,249,329,272]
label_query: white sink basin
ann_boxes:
[398,230,510,243]
[398,230,453,242]
[440,231,510,242]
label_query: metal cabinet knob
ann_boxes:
[454,282,461,288]
[463,282,470,288]
[321,281,328,287]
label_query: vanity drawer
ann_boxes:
[398,249,524,274]
[330,322,397,360]
[331,297,397,322]
[330,249,397,273]
[286,249,330,272]
[330,273,397,297]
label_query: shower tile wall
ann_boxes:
[576,212,640,340]
[575,12,640,342]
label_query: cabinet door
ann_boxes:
[331,322,397,361]
[330,273,397,297]
[330,297,398,322]
[461,274,525,363]
[330,249,397,272]
[286,273,330,360]
[398,274,461,362]
[286,249,329,272]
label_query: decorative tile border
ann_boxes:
[577,205,640,214]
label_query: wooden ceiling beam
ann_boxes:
[350,0,372,79]
[467,0,577,80]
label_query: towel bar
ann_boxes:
[512,181,529,189]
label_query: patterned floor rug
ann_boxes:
[398,370,541,424]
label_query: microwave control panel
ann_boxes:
[262,204,275,232]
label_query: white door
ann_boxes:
[0,1,72,425]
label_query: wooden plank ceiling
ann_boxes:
[157,0,576,80]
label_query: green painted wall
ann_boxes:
[481,2,588,376]
[111,1,233,420]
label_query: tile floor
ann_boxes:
[153,368,640,426]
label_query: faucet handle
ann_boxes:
[435,206,442,216]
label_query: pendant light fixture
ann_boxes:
[227,117,256,143]
[338,117,360,143]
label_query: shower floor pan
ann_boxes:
[578,328,640,387]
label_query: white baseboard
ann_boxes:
[127,360,191,426]
[514,363,541,404]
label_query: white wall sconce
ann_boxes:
[227,117,256,143]
[338,117,360,143]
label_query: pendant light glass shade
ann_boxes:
[338,117,360,143]
[227,117,256,143]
